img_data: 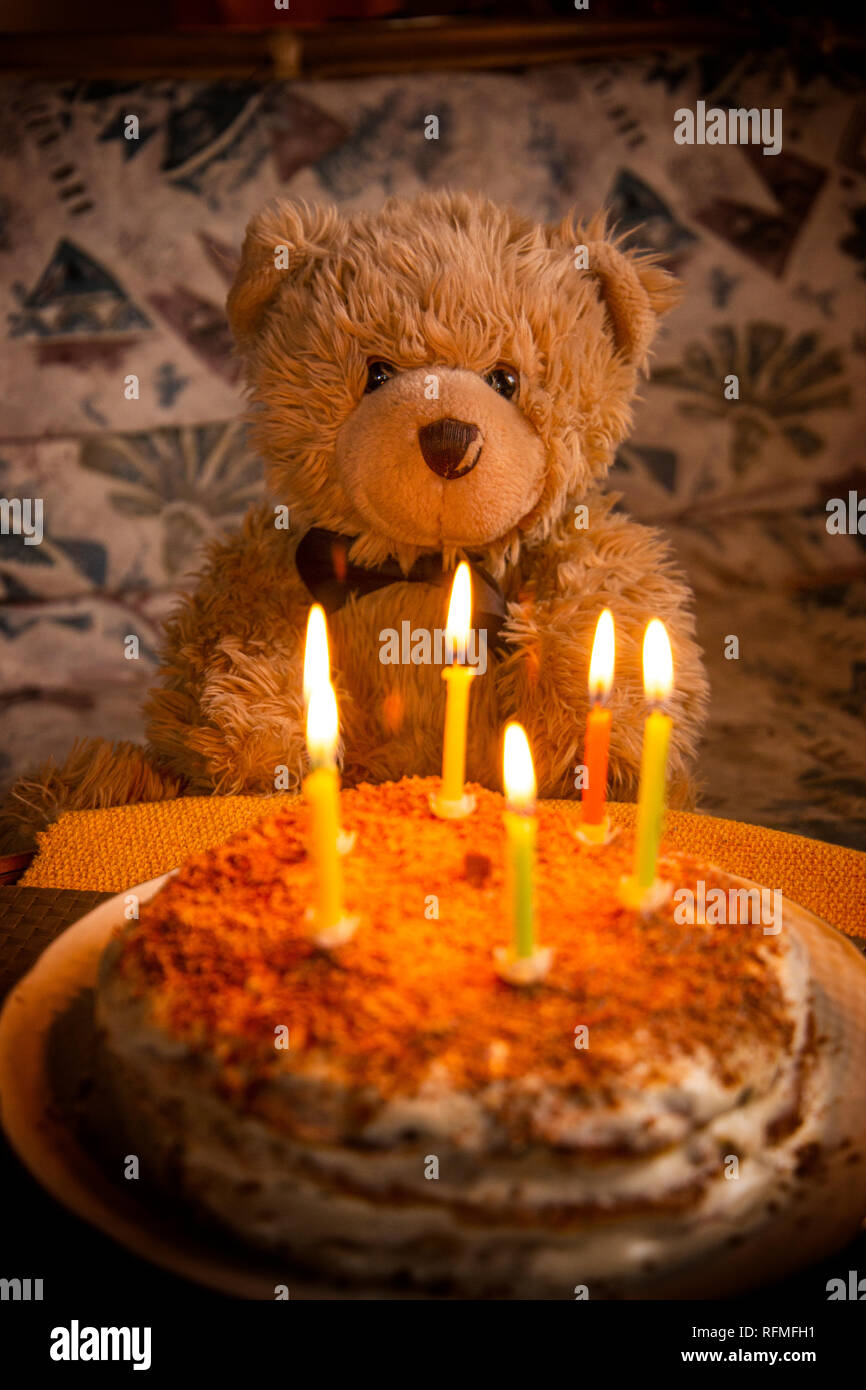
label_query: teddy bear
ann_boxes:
[4,191,708,836]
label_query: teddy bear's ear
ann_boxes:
[227,199,344,349]
[548,213,681,370]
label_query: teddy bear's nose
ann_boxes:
[418,418,481,479]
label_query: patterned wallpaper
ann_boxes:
[1,50,865,848]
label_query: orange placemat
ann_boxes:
[18,793,866,939]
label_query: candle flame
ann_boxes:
[306,678,339,766]
[303,603,330,706]
[588,608,615,699]
[446,562,472,662]
[642,619,674,704]
[503,721,536,812]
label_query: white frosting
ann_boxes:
[93,918,826,1297]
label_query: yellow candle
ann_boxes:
[441,664,475,800]
[302,627,356,947]
[304,762,344,931]
[632,707,672,888]
[432,562,477,819]
[304,680,344,931]
[303,602,354,856]
[303,603,329,709]
[622,620,674,910]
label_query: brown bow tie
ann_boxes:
[294,527,509,656]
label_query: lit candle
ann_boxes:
[431,562,477,819]
[302,633,357,948]
[303,603,329,708]
[621,619,674,912]
[578,608,615,844]
[494,722,553,986]
[303,603,354,856]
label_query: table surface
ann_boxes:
[0,884,224,1300]
[1,883,864,1303]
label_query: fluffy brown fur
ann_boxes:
[3,191,708,837]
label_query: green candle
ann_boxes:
[633,708,672,887]
[503,722,537,959]
[505,810,536,957]
[626,620,674,902]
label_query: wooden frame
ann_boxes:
[0,17,778,79]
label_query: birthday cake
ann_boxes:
[94,776,823,1299]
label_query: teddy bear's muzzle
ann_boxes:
[418,417,482,479]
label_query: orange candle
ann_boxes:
[579,609,614,842]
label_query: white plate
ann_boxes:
[1,874,865,1299]
[0,875,354,1299]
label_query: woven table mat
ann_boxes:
[18,792,866,938]
[0,887,111,1002]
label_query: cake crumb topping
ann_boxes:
[114,778,793,1100]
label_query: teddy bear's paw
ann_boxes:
[0,739,184,839]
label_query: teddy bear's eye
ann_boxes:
[365,360,396,393]
[484,365,519,401]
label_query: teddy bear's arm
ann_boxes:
[495,507,709,808]
[144,504,314,796]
